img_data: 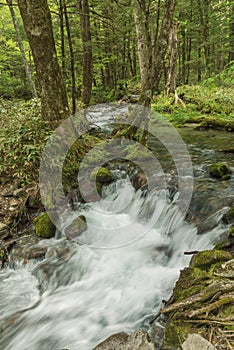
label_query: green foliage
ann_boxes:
[0,98,51,182]
[202,61,234,88]
[0,3,33,98]
[151,85,234,128]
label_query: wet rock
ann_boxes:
[149,322,165,349]
[78,179,101,203]
[209,163,231,180]
[222,206,234,224]
[132,172,148,191]
[34,212,56,239]
[182,333,216,350]
[0,222,9,237]
[11,243,47,262]
[0,247,9,268]
[93,330,155,350]
[65,215,87,240]
[90,167,113,184]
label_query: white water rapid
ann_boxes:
[0,179,226,350]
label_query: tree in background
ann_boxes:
[78,0,93,107]
[17,0,70,120]
[6,0,37,98]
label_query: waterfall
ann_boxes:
[0,179,226,350]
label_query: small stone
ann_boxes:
[13,188,26,197]
[0,222,8,232]
[182,333,216,350]
[10,199,19,208]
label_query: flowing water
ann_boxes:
[0,105,234,350]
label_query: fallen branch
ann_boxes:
[188,295,234,318]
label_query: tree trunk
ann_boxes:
[229,5,234,62]
[78,0,93,107]
[152,0,176,93]
[134,1,152,107]
[7,0,37,98]
[166,22,179,96]
[17,0,70,121]
[64,1,76,114]
[59,0,66,80]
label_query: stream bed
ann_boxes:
[0,104,234,350]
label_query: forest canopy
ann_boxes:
[0,0,233,108]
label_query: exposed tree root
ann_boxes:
[161,281,234,314]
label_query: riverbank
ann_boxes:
[0,95,234,349]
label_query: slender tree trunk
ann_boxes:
[64,0,76,114]
[152,0,176,93]
[7,0,37,98]
[17,0,70,120]
[78,0,93,107]
[197,42,202,82]
[197,0,210,76]
[134,1,152,107]
[166,22,179,96]
[59,0,66,80]
[229,5,234,62]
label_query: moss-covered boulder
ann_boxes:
[209,163,231,180]
[160,248,234,349]
[65,215,87,240]
[190,249,232,269]
[34,213,56,239]
[90,167,113,184]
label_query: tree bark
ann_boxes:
[152,0,176,93]
[17,0,70,121]
[166,22,179,96]
[7,0,37,98]
[229,5,234,62]
[64,1,76,114]
[78,0,93,107]
[59,0,66,80]
[134,0,153,107]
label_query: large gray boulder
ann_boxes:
[93,330,155,350]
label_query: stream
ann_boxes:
[0,104,234,350]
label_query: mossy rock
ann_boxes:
[190,249,232,269]
[222,206,234,224]
[90,167,112,184]
[34,212,56,239]
[65,215,87,240]
[209,163,231,180]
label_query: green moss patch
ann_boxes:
[209,163,231,180]
[34,212,56,239]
